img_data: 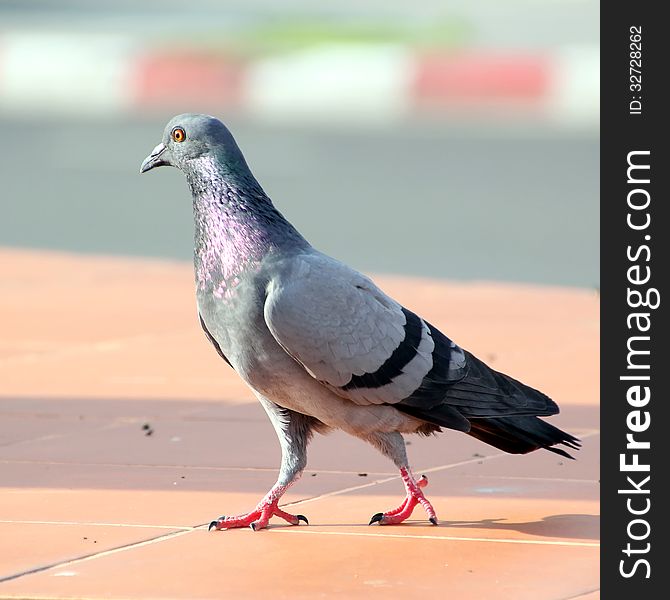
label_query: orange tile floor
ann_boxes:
[0,249,599,599]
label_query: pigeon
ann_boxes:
[140,114,580,531]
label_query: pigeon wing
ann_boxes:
[264,254,450,407]
[264,254,558,433]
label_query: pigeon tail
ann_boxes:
[394,348,580,458]
[467,415,582,459]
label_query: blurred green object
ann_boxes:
[210,18,472,57]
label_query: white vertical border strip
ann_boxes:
[547,44,600,129]
[244,43,413,124]
[0,31,137,116]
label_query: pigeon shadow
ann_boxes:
[441,513,600,540]
[303,513,599,541]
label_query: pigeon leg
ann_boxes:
[209,399,316,532]
[364,432,438,526]
[369,468,437,525]
[208,479,308,531]
[379,473,429,516]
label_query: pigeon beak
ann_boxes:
[140,142,170,174]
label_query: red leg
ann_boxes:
[209,482,308,532]
[369,468,437,526]
[381,475,428,516]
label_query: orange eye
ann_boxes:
[171,127,186,143]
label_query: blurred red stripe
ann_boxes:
[414,52,551,104]
[132,51,244,110]
[127,48,552,114]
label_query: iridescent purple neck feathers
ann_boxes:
[185,155,308,291]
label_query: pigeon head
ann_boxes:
[140,113,249,177]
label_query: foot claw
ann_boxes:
[209,489,306,531]
[369,512,384,526]
[369,468,437,526]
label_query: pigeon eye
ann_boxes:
[171,127,186,143]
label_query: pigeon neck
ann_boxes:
[186,156,307,290]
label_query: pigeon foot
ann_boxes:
[209,484,308,531]
[369,469,437,526]
[209,506,308,531]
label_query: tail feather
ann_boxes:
[393,339,581,459]
[467,416,581,459]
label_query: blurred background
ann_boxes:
[0,0,599,287]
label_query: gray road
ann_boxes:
[1,117,598,288]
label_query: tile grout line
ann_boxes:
[0,519,192,531]
[280,431,599,510]
[0,526,201,584]
[0,522,598,586]
[0,432,600,583]
[0,459,397,477]
[0,459,600,484]
[0,520,600,549]
[269,528,600,548]
[0,328,192,367]
[279,452,514,509]
[464,475,599,484]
